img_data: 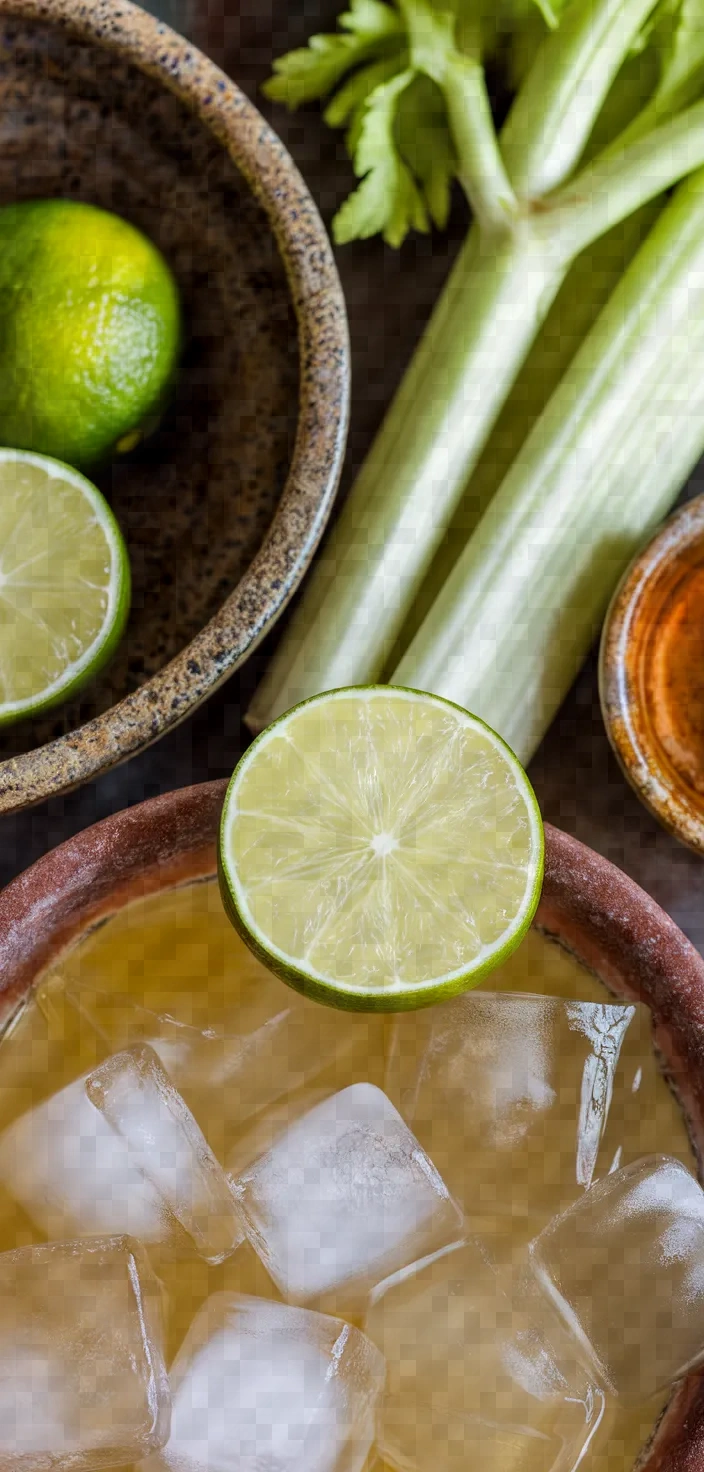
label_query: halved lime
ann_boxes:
[0,450,131,724]
[219,687,544,1011]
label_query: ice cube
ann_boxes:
[529,1154,704,1400]
[154,1240,281,1365]
[365,1238,606,1472]
[142,1292,385,1472]
[226,1087,335,1180]
[232,1083,464,1313]
[386,990,636,1239]
[65,974,384,1153]
[0,975,108,1134]
[85,1045,243,1264]
[0,1073,176,1243]
[0,1235,170,1471]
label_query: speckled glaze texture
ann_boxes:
[600,496,704,856]
[0,787,704,1467]
[0,0,349,812]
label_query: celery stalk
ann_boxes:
[383,197,660,671]
[498,0,660,194]
[248,0,687,730]
[385,46,662,669]
[393,169,704,763]
[250,225,565,722]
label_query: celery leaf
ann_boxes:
[340,0,403,36]
[263,0,404,108]
[395,73,457,227]
[266,0,569,245]
[333,70,430,245]
[324,53,409,137]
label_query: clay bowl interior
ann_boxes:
[600,494,704,855]
[1,779,704,1468]
[0,0,347,812]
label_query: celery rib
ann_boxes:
[248,224,565,728]
[545,98,704,258]
[441,56,519,231]
[383,195,661,673]
[499,0,660,195]
[393,170,704,764]
[398,0,519,229]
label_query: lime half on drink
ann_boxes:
[219,686,544,1011]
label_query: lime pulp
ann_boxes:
[0,450,131,724]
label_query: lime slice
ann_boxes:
[219,687,544,1011]
[0,450,130,724]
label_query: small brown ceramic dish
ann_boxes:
[600,495,704,856]
[0,0,348,815]
[0,780,704,1467]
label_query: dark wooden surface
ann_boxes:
[3,0,703,959]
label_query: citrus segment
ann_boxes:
[0,450,130,723]
[219,687,544,1010]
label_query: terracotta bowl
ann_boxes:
[0,0,348,814]
[0,779,703,1467]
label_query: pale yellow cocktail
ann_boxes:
[0,880,692,1471]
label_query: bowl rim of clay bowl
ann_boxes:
[0,0,350,816]
[0,780,704,1467]
[599,494,704,857]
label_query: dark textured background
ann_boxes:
[4,0,703,955]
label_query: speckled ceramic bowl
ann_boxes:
[0,0,348,814]
[600,495,704,856]
[0,780,704,1467]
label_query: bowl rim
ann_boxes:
[599,493,704,856]
[1,778,704,1464]
[0,0,350,815]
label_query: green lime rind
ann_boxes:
[218,684,545,1014]
[0,199,182,471]
[217,853,543,1013]
[0,450,131,726]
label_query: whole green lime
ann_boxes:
[0,199,181,469]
